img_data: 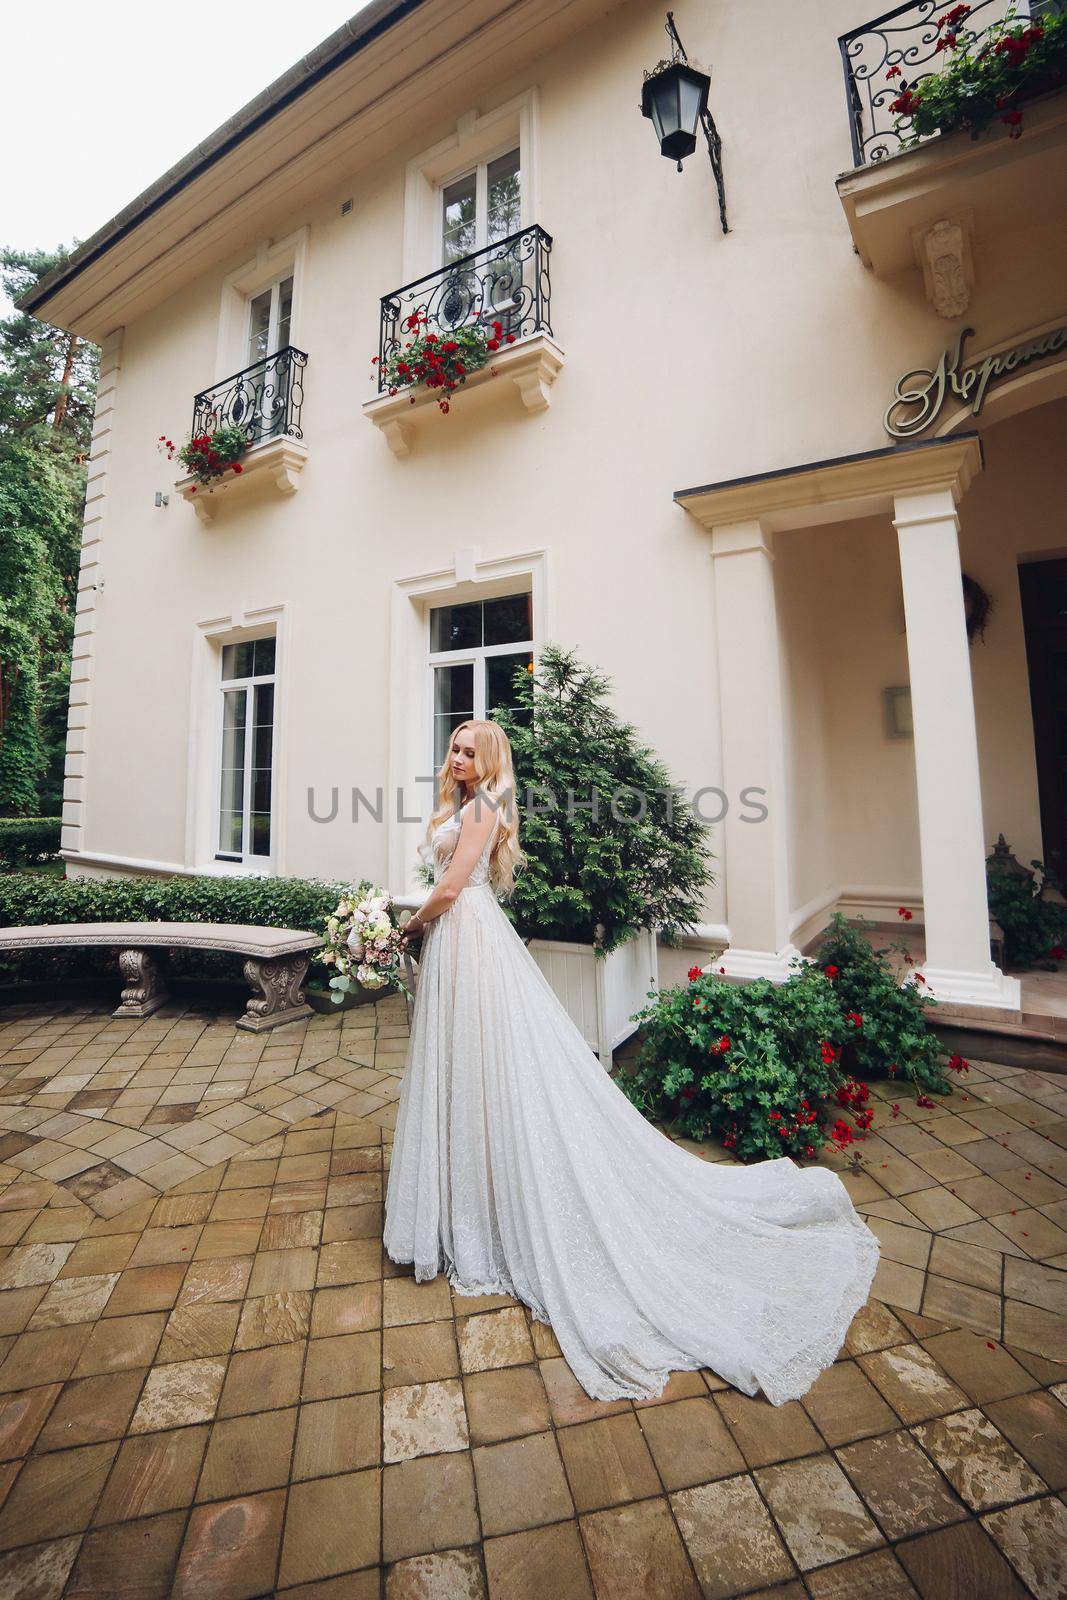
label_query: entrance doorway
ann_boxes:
[1019,557,1067,877]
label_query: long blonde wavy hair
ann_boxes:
[421,720,526,898]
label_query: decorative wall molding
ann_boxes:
[912,212,975,317]
[62,326,124,858]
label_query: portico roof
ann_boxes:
[675,430,984,533]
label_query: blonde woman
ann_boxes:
[384,719,879,1405]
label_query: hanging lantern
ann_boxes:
[641,59,711,168]
[639,11,728,233]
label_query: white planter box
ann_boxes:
[527,928,659,1069]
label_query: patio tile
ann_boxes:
[982,1494,1067,1600]
[197,1405,297,1500]
[835,1429,966,1538]
[67,1510,186,1600]
[0,1534,81,1600]
[921,1274,1002,1337]
[0,1438,118,1548]
[457,1308,535,1373]
[174,1488,287,1599]
[1003,1255,1067,1315]
[843,1300,910,1355]
[580,1497,700,1599]
[635,1395,745,1489]
[670,1471,794,1598]
[555,1411,660,1511]
[36,1368,145,1449]
[383,1378,469,1463]
[1003,1298,1067,1361]
[895,1520,1029,1599]
[920,1327,1034,1404]
[247,1246,318,1296]
[70,1310,165,1377]
[93,1423,209,1522]
[382,1451,479,1562]
[157,1300,241,1362]
[178,1256,252,1306]
[482,1522,591,1599]
[104,1261,187,1317]
[130,1355,227,1432]
[800,1359,899,1445]
[538,1357,631,1426]
[293,1391,380,1478]
[218,1340,305,1418]
[712,1390,822,1467]
[0,1380,61,1459]
[983,1389,1067,1489]
[301,1330,380,1399]
[473,1429,573,1536]
[857,1344,968,1423]
[912,1407,1047,1510]
[804,1549,918,1598]
[388,1547,488,1599]
[383,1276,453,1327]
[755,1454,883,1570]
[234,1289,312,1350]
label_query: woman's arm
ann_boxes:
[402,801,498,939]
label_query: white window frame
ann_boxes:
[401,90,540,284]
[187,605,289,877]
[215,225,309,389]
[214,641,277,868]
[438,142,522,268]
[428,600,535,775]
[246,271,294,366]
[389,547,550,895]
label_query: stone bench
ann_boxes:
[0,922,324,1032]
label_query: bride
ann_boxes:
[384,719,880,1405]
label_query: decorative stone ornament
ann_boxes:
[912,213,975,316]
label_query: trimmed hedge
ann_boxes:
[0,869,372,992]
[0,817,62,870]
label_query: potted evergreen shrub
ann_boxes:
[487,645,715,1066]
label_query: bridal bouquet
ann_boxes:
[315,885,416,1003]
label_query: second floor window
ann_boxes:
[245,274,293,442]
[440,148,522,322]
[217,637,275,864]
[429,592,532,773]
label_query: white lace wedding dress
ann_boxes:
[383,799,880,1404]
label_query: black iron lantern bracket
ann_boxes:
[641,11,728,234]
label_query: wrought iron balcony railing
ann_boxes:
[839,0,1050,167]
[377,225,553,393]
[192,345,308,445]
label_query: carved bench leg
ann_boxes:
[237,952,313,1032]
[112,948,170,1020]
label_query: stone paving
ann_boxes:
[0,993,1063,1598]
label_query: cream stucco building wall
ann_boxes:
[25,0,1067,1006]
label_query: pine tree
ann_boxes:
[491,644,715,952]
[0,246,98,815]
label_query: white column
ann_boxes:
[709,520,802,980]
[894,488,1021,1008]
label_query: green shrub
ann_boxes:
[807,913,953,1096]
[0,817,61,870]
[621,911,966,1161]
[0,869,371,992]
[490,644,715,952]
[986,855,1067,969]
[620,962,852,1162]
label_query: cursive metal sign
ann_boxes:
[884,321,1067,439]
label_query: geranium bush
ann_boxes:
[620,910,970,1162]
[372,312,516,414]
[620,962,854,1162]
[808,912,954,1096]
[888,3,1067,145]
[158,422,250,490]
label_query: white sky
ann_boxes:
[1,0,371,322]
